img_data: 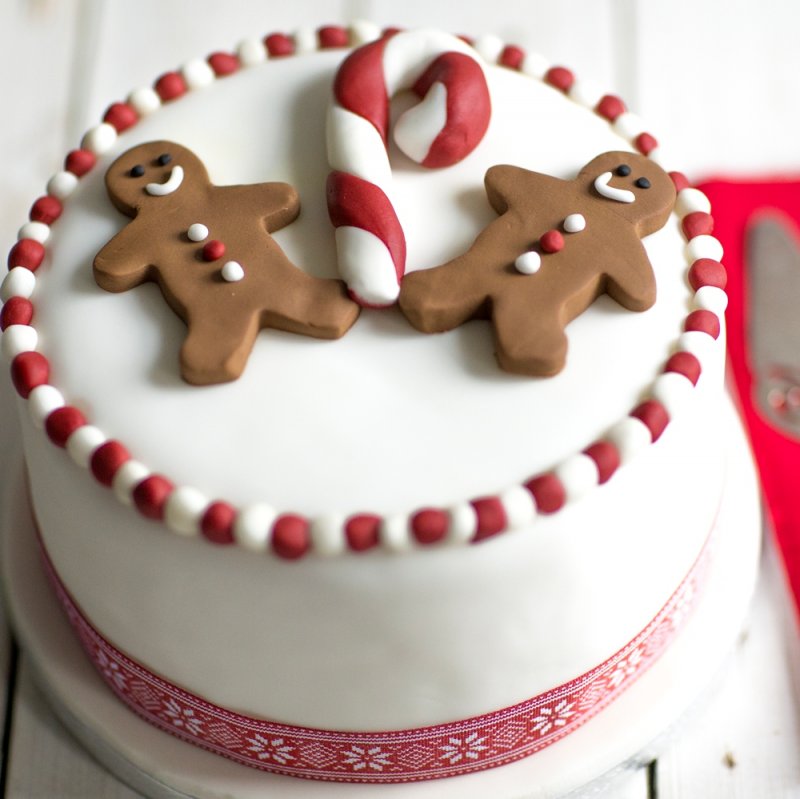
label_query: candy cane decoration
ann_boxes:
[327,30,491,307]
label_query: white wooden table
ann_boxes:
[2,2,800,796]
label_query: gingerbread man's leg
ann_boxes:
[491,292,569,377]
[264,266,360,340]
[180,310,261,385]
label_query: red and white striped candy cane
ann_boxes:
[327,29,491,308]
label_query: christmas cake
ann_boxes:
[2,21,758,790]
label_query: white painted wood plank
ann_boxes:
[635,0,800,175]
[5,655,142,798]
[656,539,800,798]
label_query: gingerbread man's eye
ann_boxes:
[129,165,145,178]
[615,164,631,177]
[157,153,172,166]
[635,177,651,189]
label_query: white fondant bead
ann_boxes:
[310,514,347,557]
[1,267,36,301]
[685,234,723,263]
[499,486,536,529]
[18,221,50,244]
[675,188,711,216]
[66,425,106,468]
[380,514,413,552]
[28,385,64,428]
[1,324,38,360]
[165,487,208,536]
[520,51,549,79]
[447,503,478,545]
[127,87,161,117]
[350,20,381,46]
[473,34,504,64]
[693,285,728,316]
[221,261,245,282]
[113,460,151,506]
[187,223,209,242]
[182,58,215,89]
[234,503,276,552]
[555,454,598,503]
[613,111,647,141]
[515,251,541,275]
[47,171,79,200]
[237,37,267,67]
[606,417,652,465]
[646,147,665,168]
[563,213,586,233]
[568,79,604,110]
[81,123,117,155]
[678,330,717,366]
[294,27,317,54]
[652,372,695,418]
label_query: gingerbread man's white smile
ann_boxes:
[146,165,184,196]
[593,171,635,204]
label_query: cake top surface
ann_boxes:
[4,24,726,557]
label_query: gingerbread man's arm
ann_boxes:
[93,223,156,292]
[601,239,657,312]
[218,182,300,234]
[485,165,568,215]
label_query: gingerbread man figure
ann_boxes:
[398,151,676,377]
[94,140,360,385]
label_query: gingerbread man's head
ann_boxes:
[578,151,675,236]
[104,140,209,218]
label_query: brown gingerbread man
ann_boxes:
[94,140,360,385]
[398,151,676,377]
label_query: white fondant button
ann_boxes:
[222,261,245,282]
[515,251,541,275]
[563,213,586,233]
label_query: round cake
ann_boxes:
[2,21,759,792]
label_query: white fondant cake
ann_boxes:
[3,22,759,788]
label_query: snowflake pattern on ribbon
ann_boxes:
[38,531,713,784]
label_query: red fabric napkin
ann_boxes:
[698,177,800,609]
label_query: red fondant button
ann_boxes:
[540,230,564,253]
[202,240,226,261]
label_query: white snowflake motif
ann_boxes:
[669,582,696,630]
[161,698,204,737]
[439,732,488,764]
[607,647,644,689]
[95,649,128,692]
[246,734,295,765]
[531,699,576,736]
[342,744,393,772]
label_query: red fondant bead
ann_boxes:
[545,66,574,92]
[155,71,187,102]
[64,149,96,177]
[499,45,525,70]
[0,296,33,330]
[595,94,626,121]
[103,102,138,133]
[665,351,702,386]
[272,514,310,559]
[345,514,381,552]
[208,52,239,76]
[688,258,727,291]
[45,406,86,448]
[681,212,714,240]
[30,195,63,225]
[411,508,448,545]
[318,25,349,49]
[669,171,691,192]
[631,400,669,442]
[470,497,507,542]
[90,440,131,486]
[202,240,225,261]
[133,475,174,520]
[8,238,45,272]
[684,309,721,340]
[11,351,49,399]
[540,229,564,253]
[525,473,565,514]
[583,441,620,485]
[201,502,237,545]
[635,132,658,155]
[264,33,294,57]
